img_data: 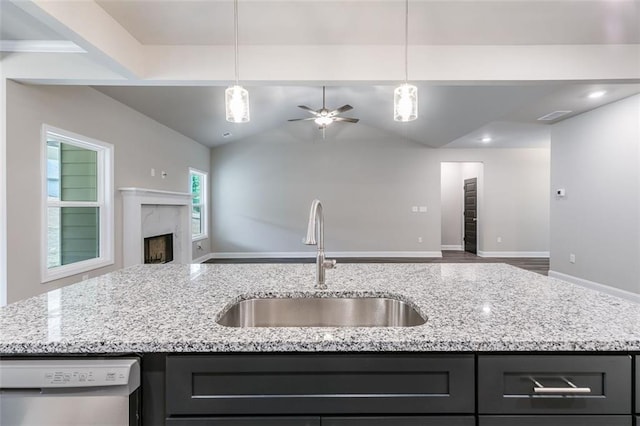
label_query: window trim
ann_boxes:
[41,125,114,283]
[189,167,208,242]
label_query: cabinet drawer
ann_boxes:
[166,354,474,416]
[478,355,631,414]
[166,417,319,426]
[323,416,475,426]
[478,415,632,426]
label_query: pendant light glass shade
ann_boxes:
[225,0,250,123]
[394,83,418,122]
[225,85,250,123]
[394,0,418,122]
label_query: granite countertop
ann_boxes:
[1,263,639,354]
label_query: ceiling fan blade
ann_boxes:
[333,117,360,123]
[288,117,316,122]
[297,105,319,115]
[330,105,353,115]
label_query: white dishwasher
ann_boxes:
[0,358,140,426]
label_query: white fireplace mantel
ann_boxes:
[119,187,192,267]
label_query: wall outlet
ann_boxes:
[411,206,418,213]
[497,236,502,243]
[418,237,423,243]
[161,171,167,179]
[196,242,203,250]
[569,253,576,264]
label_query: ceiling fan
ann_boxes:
[288,86,359,137]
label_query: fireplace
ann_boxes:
[144,233,174,264]
[120,188,192,267]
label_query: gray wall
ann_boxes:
[550,94,640,295]
[210,124,550,257]
[6,81,210,303]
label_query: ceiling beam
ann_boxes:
[1,52,132,82]
[9,0,144,79]
[0,40,85,53]
[141,44,640,84]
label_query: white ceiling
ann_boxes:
[2,0,640,149]
[94,82,640,148]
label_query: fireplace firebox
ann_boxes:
[144,233,174,264]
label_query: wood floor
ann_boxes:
[204,250,550,276]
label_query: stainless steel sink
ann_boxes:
[217,296,427,327]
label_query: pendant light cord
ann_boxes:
[234,0,239,85]
[404,0,409,83]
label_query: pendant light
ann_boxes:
[225,0,250,123]
[393,0,417,122]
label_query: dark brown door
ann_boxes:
[464,178,477,254]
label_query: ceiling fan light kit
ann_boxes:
[394,0,418,122]
[225,0,250,123]
[288,86,360,138]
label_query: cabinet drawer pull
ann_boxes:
[530,377,592,395]
[533,387,592,394]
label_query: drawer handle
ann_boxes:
[530,377,592,395]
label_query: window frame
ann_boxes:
[189,168,208,242]
[41,125,114,283]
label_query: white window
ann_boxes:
[190,168,208,241]
[42,125,114,283]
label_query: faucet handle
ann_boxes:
[323,259,337,269]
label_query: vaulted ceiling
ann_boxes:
[2,0,639,148]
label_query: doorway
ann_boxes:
[463,178,477,254]
[440,162,484,254]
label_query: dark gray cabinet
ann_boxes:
[478,416,632,426]
[153,353,638,426]
[166,354,475,417]
[636,356,639,412]
[322,416,475,425]
[166,416,476,426]
[165,418,319,426]
[478,355,632,415]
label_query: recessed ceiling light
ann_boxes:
[588,90,606,99]
[481,136,492,143]
[223,132,232,138]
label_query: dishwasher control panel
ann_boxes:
[43,366,129,386]
[0,358,139,388]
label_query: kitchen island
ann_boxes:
[1,263,639,426]
[1,263,639,353]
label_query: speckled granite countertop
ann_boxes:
[1,263,639,354]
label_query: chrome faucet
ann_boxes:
[302,199,336,289]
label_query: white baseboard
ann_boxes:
[441,245,463,251]
[478,251,550,258]
[192,253,214,263]
[549,270,640,304]
[210,251,443,259]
